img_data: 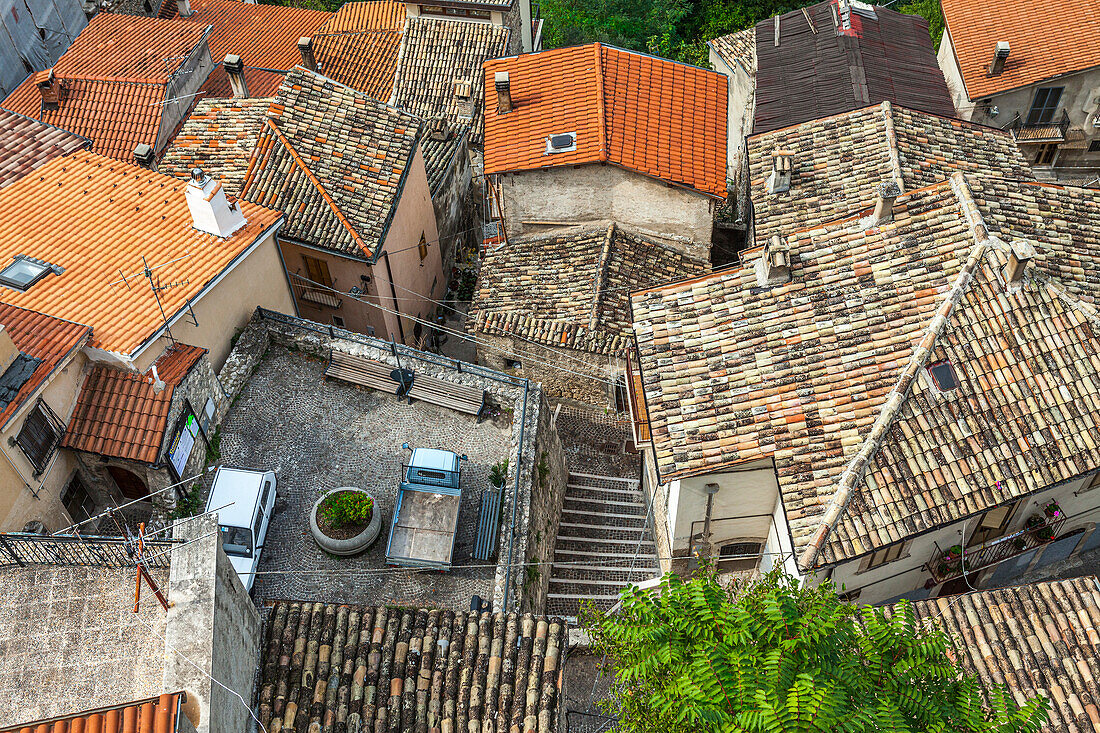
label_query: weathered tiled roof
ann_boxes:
[942,0,1100,100]
[632,174,1100,568]
[421,124,467,195]
[749,102,1035,248]
[257,601,565,733]
[753,0,955,133]
[63,343,206,463]
[483,44,728,198]
[7,693,185,733]
[709,27,756,73]
[391,17,510,143]
[906,578,1100,733]
[0,149,281,355]
[312,2,406,100]
[240,68,420,260]
[0,108,89,188]
[160,97,268,191]
[0,14,209,162]
[0,304,90,429]
[471,224,707,355]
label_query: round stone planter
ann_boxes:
[310,487,383,556]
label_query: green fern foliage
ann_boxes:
[581,569,1049,733]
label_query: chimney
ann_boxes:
[989,41,1010,76]
[298,37,317,72]
[133,143,155,169]
[185,168,248,238]
[176,0,192,16]
[0,326,18,376]
[427,116,449,142]
[494,71,512,114]
[765,152,791,194]
[756,235,792,285]
[872,180,902,225]
[150,365,166,394]
[224,54,248,98]
[1004,239,1035,287]
[36,70,61,111]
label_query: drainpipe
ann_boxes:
[381,252,405,344]
[502,378,530,612]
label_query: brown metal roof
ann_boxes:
[753,0,956,133]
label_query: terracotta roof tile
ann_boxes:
[471,224,707,355]
[257,601,564,733]
[942,0,1100,99]
[0,149,282,356]
[0,108,89,188]
[421,124,468,193]
[0,303,90,429]
[632,174,1100,567]
[709,28,755,74]
[306,3,406,100]
[753,1,956,133]
[5,693,184,733]
[160,97,268,191]
[239,68,420,260]
[391,16,510,142]
[483,44,728,198]
[749,102,1035,249]
[63,343,205,463]
[51,13,208,83]
[906,578,1100,733]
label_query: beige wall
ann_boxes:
[280,241,388,337]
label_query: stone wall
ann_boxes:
[164,514,262,733]
[519,391,569,610]
[432,137,475,277]
[475,333,614,408]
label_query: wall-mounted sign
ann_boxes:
[167,403,201,479]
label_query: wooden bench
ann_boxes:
[324,350,405,395]
[406,373,485,416]
[473,487,503,561]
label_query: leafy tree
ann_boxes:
[897,0,945,49]
[583,569,1050,733]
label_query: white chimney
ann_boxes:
[989,41,1010,76]
[224,54,248,98]
[495,71,512,114]
[1004,239,1034,288]
[766,152,792,194]
[185,168,247,238]
[298,37,317,72]
[872,180,902,225]
[756,235,792,285]
[176,0,192,16]
[150,365,166,394]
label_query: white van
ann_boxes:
[205,467,277,592]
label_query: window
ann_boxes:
[332,315,345,328]
[418,234,428,262]
[302,254,333,287]
[252,505,264,542]
[927,361,958,391]
[1026,86,1063,125]
[219,525,253,557]
[0,255,60,292]
[16,399,63,474]
[719,541,763,558]
[504,358,521,369]
[1035,143,1059,166]
[61,474,95,523]
[260,479,272,513]
[865,542,905,569]
[969,500,1021,546]
[1090,140,1100,153]
[545,132,577,154]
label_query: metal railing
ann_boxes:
[927,515,1066,583]
[0,532,178,569]
[1009,110,1071,143]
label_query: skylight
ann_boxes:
[927,360,959,392]
[545,132,577,154]
[0,255,62,292]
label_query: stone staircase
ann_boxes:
[547,471,660,619]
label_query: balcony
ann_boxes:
[928,512,1066,584]
[1009,110,1071,144]
[624,355,650,445]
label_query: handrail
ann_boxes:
[0,531,179,569]
[928,515,1066,583]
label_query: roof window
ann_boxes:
[927,360,959,392]
[0,255,62,292]
[545,132,577,154]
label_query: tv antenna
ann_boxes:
[111,253,198,341]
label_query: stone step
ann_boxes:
[553,548,652,560]
[565,482,641,497]
[562,495,646,512]
[569,471,639,485]
[563,485,644,504]
[554,538,655,556]
[558,522,650,541]
[549,565,657,584]
[546,595,618,618]
[560,509,648,526]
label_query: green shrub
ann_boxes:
[169,484,205,521]
[489,459,509,489]
[320,491,373,527]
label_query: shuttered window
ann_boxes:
[302,254,333,287]
[16,399,63,474]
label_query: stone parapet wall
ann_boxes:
[474,333,613,407]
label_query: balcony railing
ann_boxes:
[624,355,650,445]
[1009,110,1071,144]
[928,514,1066,583]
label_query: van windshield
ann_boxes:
[219,525,253,557]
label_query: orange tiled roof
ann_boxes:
[312,2,406,99]
[942,0,1100,99]
[483,44,728,198]
[0,108,89,188]
[0,303,90,429]
[63,343,205,463]
[53,13,209,83]
[6,693,184,733]
[0,149,282,356]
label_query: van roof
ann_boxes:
[206,467,268,528]
[410,448,459,472]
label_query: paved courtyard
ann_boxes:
[217,346,514,608]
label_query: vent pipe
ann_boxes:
[989,41,1010,76]
[494,71,512,114]
[872,180,902,225]
[224,54,248,98]
[133,143,155,169]
[1004,239,1034,288]
[298,37,317,72]
[766,152,792,194]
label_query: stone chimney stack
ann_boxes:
[185,168,247,238]
[989,41,1010,76]
[756,235,792,286]
[224,54,248,98]
[36,70,62,111]
[298,37,317,72]
[495,71,512,114]
[872,180,902,225]
[1004,239,1035,288]
[766,152,792,194]
[176,0,193,16]
[133,143,156,169]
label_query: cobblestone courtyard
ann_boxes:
[217,346,514,608]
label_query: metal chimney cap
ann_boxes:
[190,168,205,182]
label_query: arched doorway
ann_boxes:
[108,466,150,501]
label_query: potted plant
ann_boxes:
[1024,514,1055,543]
[489,459,508,490]
[310,487,383,556]
[1011,536,1027,552]
[1043,500,1062,520]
